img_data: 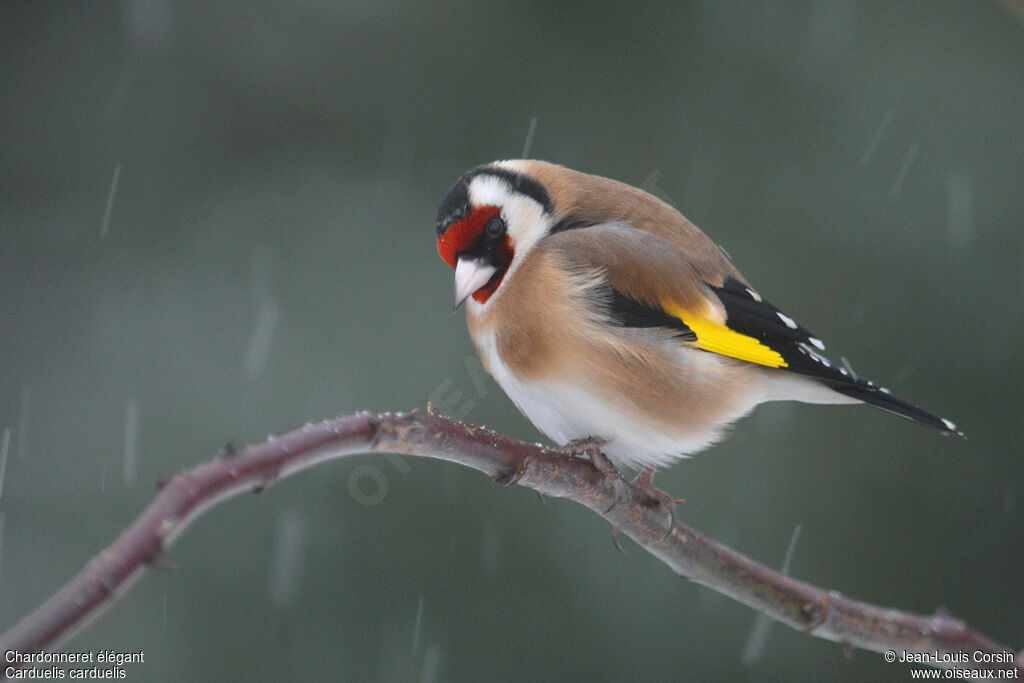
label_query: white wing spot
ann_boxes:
[839,368,848,375]
[809,336,825,351]
[777,312,798,329]
[941,418,957,431]
[879,387,891,394]
[745,288,762,302]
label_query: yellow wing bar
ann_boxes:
[662,301,788,369]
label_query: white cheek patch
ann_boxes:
[502,197,544,248]
[467,174,546,244]
[465,174,551,311]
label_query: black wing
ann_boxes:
[601,285,696,341]
[708,277,963,436]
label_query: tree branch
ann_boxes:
[1,410,1019,677]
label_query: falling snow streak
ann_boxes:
[420,645,440,683]
[0,428,10,505]
[0,511,6,583]
[268,510,307,608]
[839,356,860,383]
[412,596,425,653]
[123,399,140,485]
[100,163,122,238]
[742,524,803,665]
[17,387,30,460]
[860,110,894,166]
[0,428,6,589]
[945,169,976,250]
[481,519,499,574]
[243,301,280,380]
[780,524,803,575]
[889,144,919,198]
[640,169,679,209]
[521,117,538,158]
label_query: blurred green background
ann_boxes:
[1,2,1021,681]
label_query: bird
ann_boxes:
[434,160,962,472]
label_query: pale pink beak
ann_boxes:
[453,257,497,310]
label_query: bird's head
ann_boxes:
[435,161,554,309]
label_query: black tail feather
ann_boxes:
[823,378,964,437]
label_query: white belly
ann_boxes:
[473,331,726,470]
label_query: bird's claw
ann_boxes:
[557,437,624,515]
[558,436,609,461]
[631,465,677,542]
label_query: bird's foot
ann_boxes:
[558,436,608,462]
[558,437,624,516]
[631,465,677,542]
[559,436,619,479]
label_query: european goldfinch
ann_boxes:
[435,160,962,471]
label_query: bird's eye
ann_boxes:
[484,216,506,238]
